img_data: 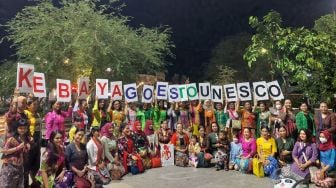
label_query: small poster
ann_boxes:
[160,144,174,167]
[147,134,159,156]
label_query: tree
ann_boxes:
[0,60,16,96]
[314,14,336,41]
[2,0,174,87]
[205,33,271,83]
[212,65,237,85]
[244,11,336,103]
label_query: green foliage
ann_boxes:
[244,11,336,103]
[3,0,174,87]
[0,61,17,96]
[314,14,336,41]
[212,65,237,85]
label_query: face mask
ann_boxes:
[319,137,327,144]
[276,104,282,110]
[233,138,239,143]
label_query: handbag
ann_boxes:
[54,171,74,188]
[142,157,152,169]
[252,155,264,177]
[175,153,188,167]
[231,120,242,129]
[111,168,122,180]
[204,153,213,160]
[151,157,162,168]
[239,158,251,173]
[311,170,335,188]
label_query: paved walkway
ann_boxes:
[105,166,276,188]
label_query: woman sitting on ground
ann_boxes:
[290,129,318,180]
[37,131,70,188]
[65,128,99,188]
[256,125,278,176]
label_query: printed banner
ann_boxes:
[160,144,174,167]
[15,63,285,103]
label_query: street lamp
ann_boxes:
[261,48,267,54]
[105,67,114,80]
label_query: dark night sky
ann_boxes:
[0,0,334,80]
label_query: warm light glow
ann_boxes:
[261,48,267,54]
[64,58,70,64]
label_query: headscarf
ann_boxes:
[144,120,154,136]
[319,130,336,151]
[100,122,113,138]
[203,99,211,110]
[133,120,142,133]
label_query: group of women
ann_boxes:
[0,91,335,188]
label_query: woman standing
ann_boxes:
[256,125,278,176]
[167,102,178,132]
[153,100,168,131]
[92,98,108,128]
[136,103,153,131]
[107,100,126,138]
[270,100,283,138]
[254,101,271,138]
[215,102,229,131]
[45,101,72,141]
[296,102,316,141]
[65,128,97,188]
[124,103,138,131]
[25,98,42,186]
[203,100,216,135]
[73,99,89,130]
[314,102,336,142]
[279,99,297,139]
[239,128,256,173]
[238,101,257,137]
[177,102,190,131]
[225,101,239,141]
[291,129,318,180]
[0,118,30,188]
[189,100,202,137]
[37,131,69,188]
